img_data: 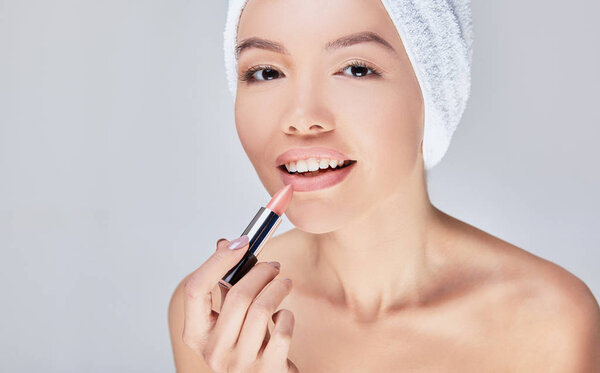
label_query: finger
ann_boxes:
[205,261,281,361]
[235,277,292,365]
[216,238,227,250]
[260,308,296,370]
[182,236,250,350]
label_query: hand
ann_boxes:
[182,235,299,373]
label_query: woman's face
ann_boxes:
[235,0,424,234]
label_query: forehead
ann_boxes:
[237,0,401,53]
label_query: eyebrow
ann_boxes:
[235,31,397,59]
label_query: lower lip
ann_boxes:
[277,162,356,192]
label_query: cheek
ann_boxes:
[331,81,423,175]
[234,93,277,168]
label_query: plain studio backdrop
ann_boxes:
[1,0,599,371]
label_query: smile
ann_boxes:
[277,159,357,192]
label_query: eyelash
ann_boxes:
[239,60,382,84]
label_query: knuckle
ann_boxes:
[212,248,229,263]
[228,360,248,373]
[181,330,198,350]
[182,327,209,351]
[247,302,272,322]
[202,346,227,373]
[225,288,253,306]
[184,280,213,306]
[278,278,293,291]
[183,276,202,299]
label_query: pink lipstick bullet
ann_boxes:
[219,184,294,289]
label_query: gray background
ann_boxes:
[1,0,598,371]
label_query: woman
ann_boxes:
[168,0,600,371]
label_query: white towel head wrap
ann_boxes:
[223,0,473,170]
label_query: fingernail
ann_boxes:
[268,261,280,269]
[228,235,249,250]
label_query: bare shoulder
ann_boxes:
[509,251,600,371]
[261,221,600,370]
[451,216,600,371]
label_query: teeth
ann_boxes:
[283,158,351,174]
[307,158,319,171]
[319,159,329,169]
[296,159,308,172]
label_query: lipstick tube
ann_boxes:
[219,184,293,289]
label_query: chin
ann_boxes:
[284,198,355,234]
[289,217,341,234]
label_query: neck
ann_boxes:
[305,165,446,322]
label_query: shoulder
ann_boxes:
[479,234,600,371]
[515,259,600,371]
[446,215,599,370]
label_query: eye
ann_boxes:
[239,60,382,84]
[339,60,382,78]
[239,64,283,84]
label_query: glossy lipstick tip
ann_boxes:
[266,184,294,216]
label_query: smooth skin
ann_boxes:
[169,0,600,371]
[170,237,298,372]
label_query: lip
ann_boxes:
[275,146,354,167]
[278,161,356,192]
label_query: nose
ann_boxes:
[284,120,331,135]
[280,78,335,136]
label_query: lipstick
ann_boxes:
[219,184,294,289]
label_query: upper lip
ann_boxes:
[275,146,355,167]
